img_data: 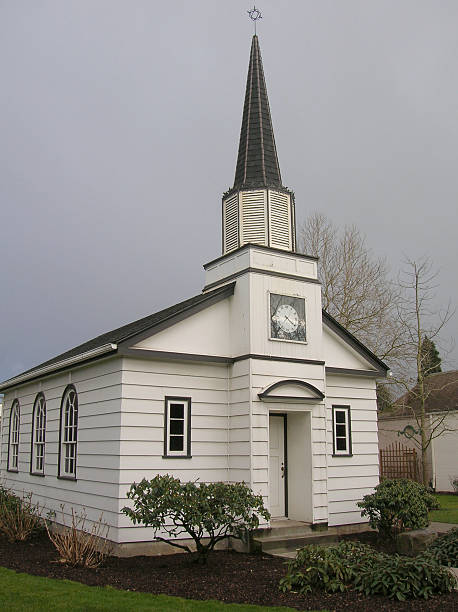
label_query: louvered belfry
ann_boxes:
[222,35,296,255]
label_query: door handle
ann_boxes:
[281,463,285,478]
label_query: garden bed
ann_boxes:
[0,533,456,611]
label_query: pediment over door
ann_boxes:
[258,379,325,403]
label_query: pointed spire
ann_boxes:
[233,35,283,190]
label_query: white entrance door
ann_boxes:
[269,415,286,517]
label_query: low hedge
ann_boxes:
[279,539,456,600]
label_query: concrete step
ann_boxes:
[253,523,313,540]
[254,530,339,553]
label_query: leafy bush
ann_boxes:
[122,475,270,563]
[422,527,458,567]
[279,541,374,594]
[46,506,112,568]
[280,539,456,600]
[357,479,436,539]
[0,486,43,542]
[353,551,455,600]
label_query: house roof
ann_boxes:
[379,370,458,419]
[0,283,236,391]
[233,35,283,191]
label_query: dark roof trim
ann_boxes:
[120,348,232,364]
[322,310,389,375]
[204,243,318,270]
[120,349,324,367]
[118,282,235,349]
[234,354,324,366]
[258,379,325,401]
[203,266,320,293]
[326,367,381,378]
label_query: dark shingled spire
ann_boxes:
[233,35,283,190]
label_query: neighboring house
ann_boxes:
[378,370,458,492]
[0,35,389,554]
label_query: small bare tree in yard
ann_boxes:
[299,213,407,370]
[394,258,456,486]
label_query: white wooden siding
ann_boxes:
[326,374,379,526]
[0,358,123,537]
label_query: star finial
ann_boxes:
[247,5,262,35]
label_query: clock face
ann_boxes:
[270,293,306,342]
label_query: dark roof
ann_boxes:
[233,35,283,191]
[1,283,236,388]
[380,370,458,419]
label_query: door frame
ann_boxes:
[269,412,288,518]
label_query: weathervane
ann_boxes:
[247,5,262,35]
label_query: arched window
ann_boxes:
[58,386,78,479]
[31,393,46,475]
[8,400,20,472]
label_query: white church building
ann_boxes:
[0,35,388,550]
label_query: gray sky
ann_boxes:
[1,0,457,383]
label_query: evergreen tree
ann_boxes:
[420,336,442,379]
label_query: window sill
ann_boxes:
[30,472,45,477]
[332,453,353,458]
[57,475,77,481]
[6,468,18,473]
[162,455,192,459]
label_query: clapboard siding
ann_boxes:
[326,373,379,526]
[0,357,123,534]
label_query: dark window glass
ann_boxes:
[170,420,184,435]
[170,404,184,419]
[335,411,346,424]
[170,436,184,451]
[336,438,347,451]
[336,424,346,437]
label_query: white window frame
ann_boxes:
[164,397,191,458]
[59,386,78,479]
[31,394,46,475]
[8,400,20,472]
[332,405,352,456]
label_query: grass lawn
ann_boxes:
[0,567,327,612]
[430,494,458,524]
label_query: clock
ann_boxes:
[270,293,306,342]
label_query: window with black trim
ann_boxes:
[59,386,78,478]
[332,405,352,456]
[8,400,20,471]
[31,393,46,475]
[164,397,191,457]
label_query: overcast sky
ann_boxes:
[1,0,457,383]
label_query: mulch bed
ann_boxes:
[0,533,457,611]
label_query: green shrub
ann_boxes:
[353,551,455,600]
[422,527,458,567]
[0,485,43,542]
[279,539,456,600]
[357,479,436,539]
[279,541,376,594]
[122,475,270,563]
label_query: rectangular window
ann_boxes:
[164,397,191,458]
[332,406,352,456]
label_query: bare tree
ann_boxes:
[299,213,406,366]
[393,258,456,485]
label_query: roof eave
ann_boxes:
[0,343,118,392]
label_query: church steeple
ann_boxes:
[234,35,282,190]
[222,35,296,255]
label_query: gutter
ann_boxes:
[0,343,118,391]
